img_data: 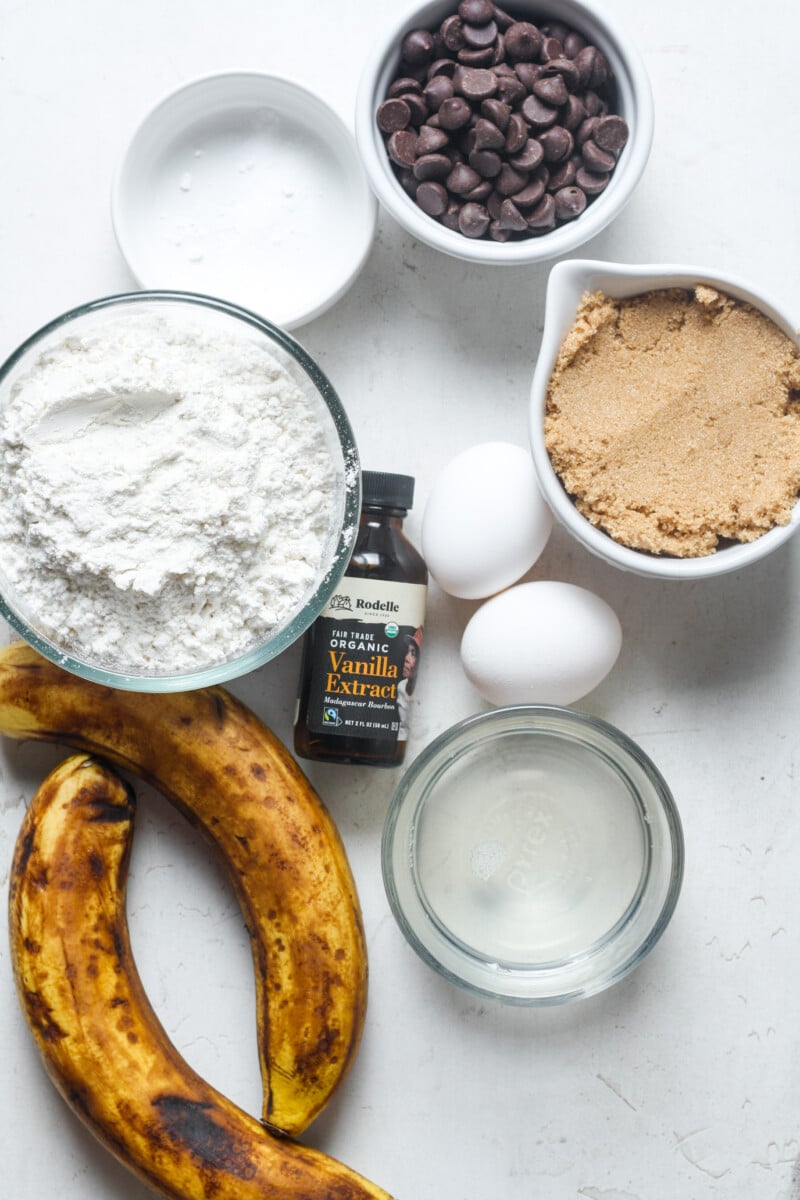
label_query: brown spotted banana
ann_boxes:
[0,640,366,1137]
[9,752,391,1200]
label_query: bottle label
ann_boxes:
[305,577,427,741]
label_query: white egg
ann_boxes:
[460,581,622,706]
[422,441,552,599]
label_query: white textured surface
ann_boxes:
[1,2,800,1199]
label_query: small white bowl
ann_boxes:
[355,0,653,265]
[112,72,377,328]
[529,259,800,579]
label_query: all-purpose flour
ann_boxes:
[0,311,339,672]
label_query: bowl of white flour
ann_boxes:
[0,291,360,690]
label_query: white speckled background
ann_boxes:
[2,2,799,1197]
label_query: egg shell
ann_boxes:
[422,441,552,599]
[460,580,622,706]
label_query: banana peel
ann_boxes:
[9,752,391,1200]
[0,641,365,1137]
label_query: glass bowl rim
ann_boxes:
[382,704,685,1005]
[0,289,361,691]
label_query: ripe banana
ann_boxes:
[0,641,365,1136]
[9,753,391,1200]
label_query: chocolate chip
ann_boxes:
[427,57,457,79]
[447,161,483,194]
[574,166,609,195]
[509,138,544,171]
[458,201,491,236]
[487,189,504,219]
[533,74,568,107]
[495,163,528,196]
[511,177,546,207]
[473,116,506,150]
[521,94,559,129]
[583,89,603,116]
[581,138,616,173]
[459,125,478,156]
[504,112,529,153]
[397,168,417,197]
[479,98,510,130]
[463,20,498,48]
[387,129,418,167]
[587,49,609,88]
[514,61,544,89]
[497,198,528,231]
[495,73,526,105]
[540,37,564,61]
[402,93,430,125]
[504,21,542,61]
[576,116,599,146]
[423,76,455,111]
[491,4,515,32]
[416,123,450,154]
[377,98,411,133]
[562,94,587,131]
[459,0,494,23]
[416,180,449,215]
[542,57,581,91]
[594,115,630,155]
[546,157,579,190]
[388,77,423,98]
[574,45,599,88]
[541,20,570,43]
[563,31,587,59]
[459,67,499,100]
[458,46,495,66]
[553,185,587,219]
[402,29,435,66]
[438,96,473,130]
[539,126,574,162]
[442,199,462,230]
[413,152,453,181]
[469,148,503,177]
[491,34,506,65]
[526,192,556,230]
[534,164,551,190]
[441,14,466,52]
[489,219,512,241]
[464,178,493,201]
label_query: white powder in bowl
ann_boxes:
[0,310,340,673]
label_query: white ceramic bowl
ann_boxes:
[355,0,653,265]
[529,259,800,579]
[112,72,377,328]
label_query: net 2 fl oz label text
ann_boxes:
[306,576,426,741]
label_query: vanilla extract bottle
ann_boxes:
[294,471,427,767]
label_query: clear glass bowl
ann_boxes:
[0,291,360,691]
[382,706,684,1005]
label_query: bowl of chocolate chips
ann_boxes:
[355,0,653,263]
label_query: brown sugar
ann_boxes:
[544,287,800,557]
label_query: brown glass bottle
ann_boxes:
[294,471,427,767]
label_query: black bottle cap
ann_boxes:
[361,470,415,512]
